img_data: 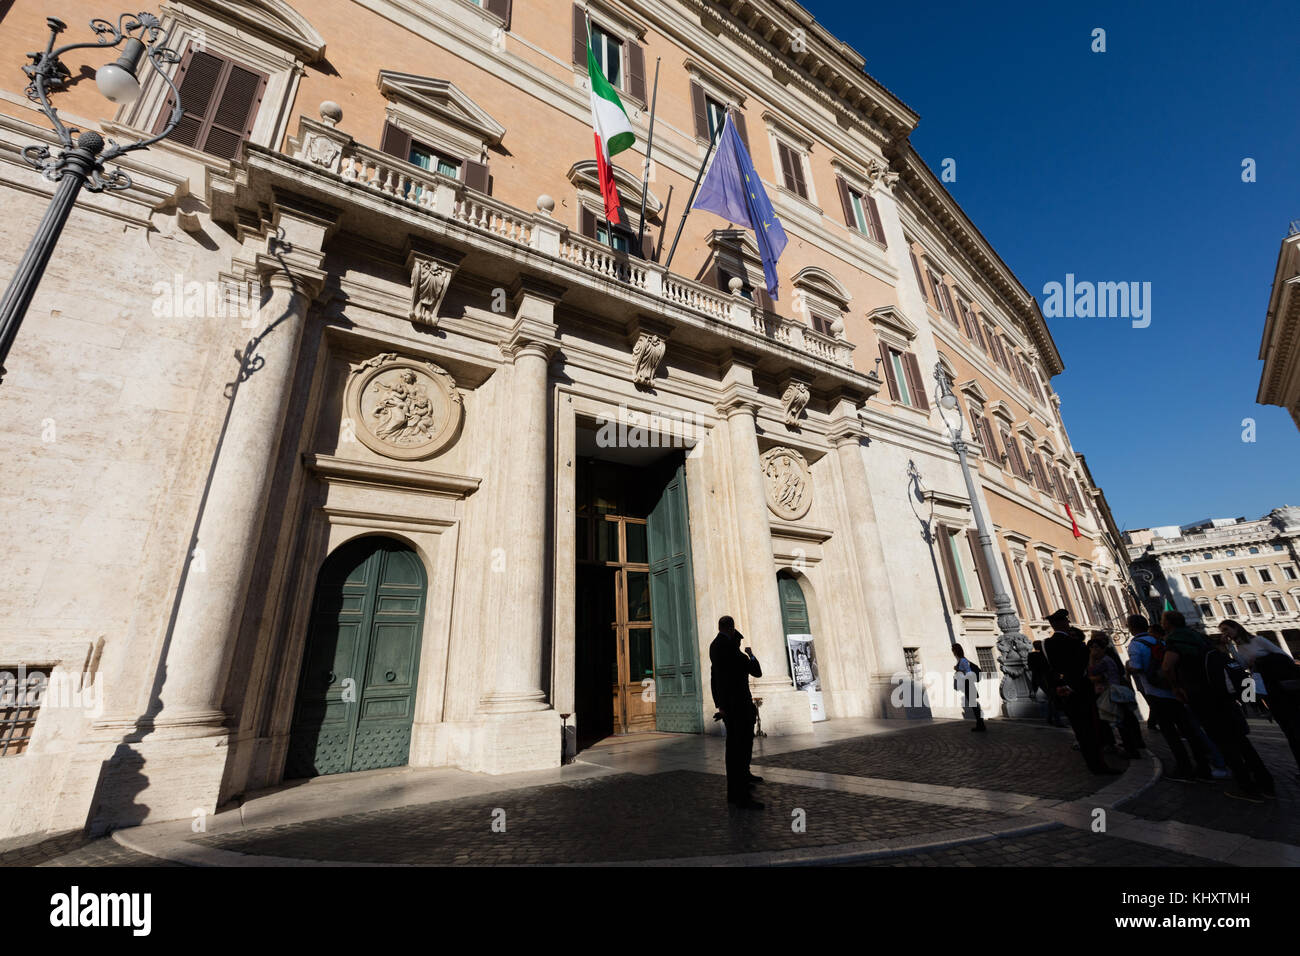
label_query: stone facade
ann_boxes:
[0,0,1129,837]
[1127,508,1300,651]
[1258,225,1300,433]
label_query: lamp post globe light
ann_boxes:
[0,11,183,382]
[932,361,1038,717]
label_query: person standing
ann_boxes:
[1162,611,1274,802]
[1043,609,1119,774]
[1125,614,1212,781]
[952,643,986,731]
[1029,640,1065,727]
[1221,619,1300,776]
[709,615,764,809]
[1088,633,1143,759]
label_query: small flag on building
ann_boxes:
[586,39,634,226]
[692,113,788,299]
[1064,502,1082,539]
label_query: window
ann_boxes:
[589,22,623,87]
[580,206,645,258]
[1226,549,1236,557]
[976,647,998,676]
[835,178,886,245]
[705,95,727,140]
[1203,552,1214,560]
[1198,601,1215,620]
[947,530,973,608]
[1002,427,1029,480]
[1259,569,1273,583]
[1249,547,1260,555]
[1211,573,1224,587]
[909,248,929,304]
[690,81,747,146]
[1273,544,1285,552]
[970,410,1000,463]
[1181,555,1192,563]
[904,648,923,681]
[157,47,267,160]
[379,119,490,193]
[1234,571,1249,585]
[1,667,49,756]
[1271,595,1289,613]
[596,219,635,253]
[1221,597,1237,616]
[1285,566,1298,581]
[776,141,809,199]
[1189,575,1202,590]
[1247,598,1262,616]
[877,344,930,410]
[409,143,460,178]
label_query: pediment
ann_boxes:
[793,267,851,311]
[986,399,1014,422]
[192,0,325,61]
[377,72,506,146]
[567,162,663,217]
[957,378,988,405]
[866,305,918,341]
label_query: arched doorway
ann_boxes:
[778,572,824,721]
[286,536,427,778]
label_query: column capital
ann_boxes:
[253,252,327,301]
[714,382,761,420]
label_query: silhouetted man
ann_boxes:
[1043,608,1118,775]
[710,615,763,809]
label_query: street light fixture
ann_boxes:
[933,361,1038,717]
[0,12,183,381]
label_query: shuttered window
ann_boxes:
[157,47,266,160]
[879,345,929,410]
[967,529,996,611]
[572,7,646,101]
[1027,561,1049,617]
[484,0,512,28]
[378,121,490,194]
[1003,428,1029,479]
[777,141,808,198]
[909,248,929,303]
[835,177,886,245]
[936,524,968,611]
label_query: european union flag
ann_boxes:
[692,115,789,300]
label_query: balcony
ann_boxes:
[212,115,863,387]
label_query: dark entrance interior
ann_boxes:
[574,429,702,751]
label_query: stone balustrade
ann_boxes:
[290,112,855,371]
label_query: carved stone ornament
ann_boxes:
[760,446,813,520]
[345,352,463,460]
[304,134,341,169]
[865,158,900,191]
[409,257,452,329]
[632,332,666,387]
[781,382,811,428]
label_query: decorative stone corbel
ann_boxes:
[865,157,900,192]
[780,379,812,429]
[626,316,672,390]
[404,239,465,331]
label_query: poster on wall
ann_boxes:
[785,634,825,722]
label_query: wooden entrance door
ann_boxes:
[608,517,656,734]
[286,537,426,778]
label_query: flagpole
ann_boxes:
[663,115,723,271]
[636,56,660,259]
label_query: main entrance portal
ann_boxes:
[574,443,703,749]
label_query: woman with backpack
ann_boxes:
[1088,633,1143,759]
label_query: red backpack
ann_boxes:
[1134,635,1171,690]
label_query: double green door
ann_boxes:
[647,463,704,733]
[286,537,426,778]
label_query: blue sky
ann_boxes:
[807,0,1300,531]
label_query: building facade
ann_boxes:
[0,0,1129,837]
[1127,508,1300,652]
[1258,223,1300,433]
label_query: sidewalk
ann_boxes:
[12,717,1300,866]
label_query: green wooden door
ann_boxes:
[779,574,810,679]
[286,537,426,778]
[647,463,703,732]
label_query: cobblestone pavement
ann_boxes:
[1118,727,1300,845]
[193,770,1016,864]
[849,827,1218,867]
[8,718,1297,867]
[755,719,1109,799]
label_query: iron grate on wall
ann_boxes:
[0,667,50,756]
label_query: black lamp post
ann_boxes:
[0,12,183,382]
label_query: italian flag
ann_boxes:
[587,41,634,226]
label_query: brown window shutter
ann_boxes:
[909,249,928,302]
[572,5,587,65]
[731,109,750,152]
[982,418,1000,461]
[878,342,900,401]
[1004,551,1027,619]
[836,176,857,229]
[485,0,512,28]
[1027,561,1048,618]
[971,315,987,351]
[754,286,773,313]
[937,524,965,611]
[940,284,958,323]
[690,82,709,140]
[1053,467,1069,503]
[1053,569,1075,620]
[865,194,886,245]
[903,351,929,410]
[159,47,265,161]
[627,42,646,102]
[380,121,413,161]
[640,226,656,261]
[777,143,798,192]
[967,529,996,611]
[958,300,977,338]
[153,45,206,142]
[790,147,807,197]
[580,206,597,239]
[1004,429,1026,478]
[203,61,265,161]
[463,158,490,193]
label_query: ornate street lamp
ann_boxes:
[0,12,182,381]
[932,361,1038,717]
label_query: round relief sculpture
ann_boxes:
[345,352,463,460]
[760,447,813,520]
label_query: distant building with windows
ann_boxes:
[1126,507,1300,654]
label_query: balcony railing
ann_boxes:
[290,117,856,370]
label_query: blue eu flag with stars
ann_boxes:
[692,115,788,300]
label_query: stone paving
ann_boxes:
[754,718,1109,799]
[4,716,1297,867]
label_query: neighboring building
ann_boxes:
[0,0,1127,837]
[1127,507,1300,652]
[1258,222,1300,432]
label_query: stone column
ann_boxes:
[149,200,332,734]
[715,368,811,736]
[482,277,563,715]
[828,398,907,714]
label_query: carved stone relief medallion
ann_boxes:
[760,446,813,520]
[345,352,463,460]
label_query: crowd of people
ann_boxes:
[1026,607,1300,801]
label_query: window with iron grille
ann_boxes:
[903,647,923,681]
[0,667,50,756]
[976,646,998,676]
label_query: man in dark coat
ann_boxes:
[1042,608,1118,775]
[709,615,763,809]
